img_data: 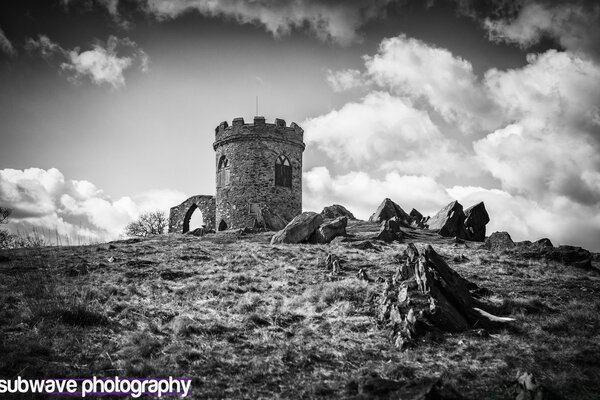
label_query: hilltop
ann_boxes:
[1,220,599,399]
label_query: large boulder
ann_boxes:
[485,231,515,251]
[270,212,324,244]
[463,202,490,242]
[309,216,348,244]
[369,198,411,226]
[320,204,356,220]
[427,201,467,238]
[255,206,288,231]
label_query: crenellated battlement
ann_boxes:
[213,116,304,150]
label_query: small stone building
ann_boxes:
[168,116,305,233]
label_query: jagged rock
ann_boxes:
[356,268,373,282]
[485,231,516,251]
[255,206,288,231]
[546,245,592,269]
[535,238,553,248]
[186,227,207,236]
[325,254,341,273]
[320,204,356,220]
[376,217,404,243]
[369,198,412,226]
[309,216,348,244]
[409,208,427,228]
[270,212,324,244]
[427,201,467,238]
[379,243,513,348]
[463,202,489,242]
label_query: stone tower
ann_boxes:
[213,116,305,231]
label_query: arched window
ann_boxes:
[275,155,292,188]
[217,155,230,187]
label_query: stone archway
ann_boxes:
[218,219,228,231]
[169,195,216,233]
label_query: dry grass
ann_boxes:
[0,221,599,399]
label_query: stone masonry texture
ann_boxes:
[168,117,304,233]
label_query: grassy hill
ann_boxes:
[1,220,599,399]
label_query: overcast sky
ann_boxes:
[1,0,600,249]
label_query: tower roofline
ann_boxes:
[213,116,305,150]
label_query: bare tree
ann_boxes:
[0,207,11,224]
[124,210,168,237]
[0,207,14,248]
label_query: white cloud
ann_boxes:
[144,0,394,45]
[303,167,452,219]
[326,68,363,92]
[0,167,188,242]
[304,91,470,177]
[484,2,600,60]
[305,31,600,250]
[0,26,15,56]
[362,35,501,133]
[26,35,149,88]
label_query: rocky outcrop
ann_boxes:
[369,198,411,226]
[376,217,404,243]
[320,204,356,220]
[426,201,489,242]
[379,244,513,349]
[270,212,324,244]
[516,241,592,269]
[463,202,489,242]
[409,208,428,228]
[485,231,516,251]
[427,201,467,238]
[254,206,288,231]
[309,216,348,244]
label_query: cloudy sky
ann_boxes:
[1,0,600,249]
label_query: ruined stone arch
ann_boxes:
[168,195,216,233]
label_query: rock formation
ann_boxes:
[485,231,516,251]
[379,244,513,349]
[427,201,467,238]
[254,206,288,231]
[376,217,404,243]
[309,216,348,244]
[320,204,356,220]
[463,202,489,242]
[369,198,412,226]
[270,212,324,244]
[427,201,490,242]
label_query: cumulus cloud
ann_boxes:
[304,91,470,177]
[26,35,149,88]
[0,168,187,243]
[306,29,600,250]
[0,26,15,56]
[142,0,396,45]
[303,167,452,220]
[326,68,363,92]
[483,1,600,60]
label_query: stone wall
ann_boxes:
[213,117,305,230]
[168,195,216,233]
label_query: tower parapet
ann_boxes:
[214,117,305,151]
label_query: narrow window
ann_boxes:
[217,155,230,187]
[275,155,292,188]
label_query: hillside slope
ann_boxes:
[1,221,599,399]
